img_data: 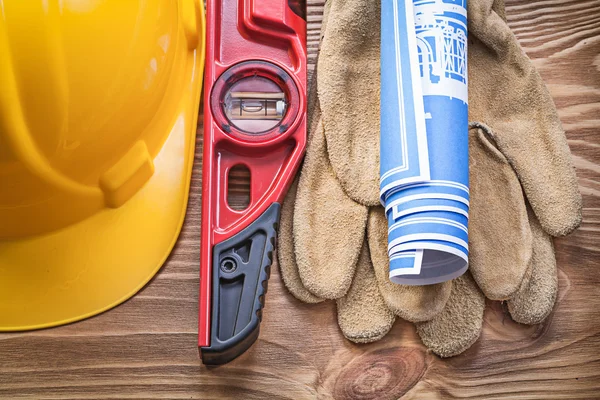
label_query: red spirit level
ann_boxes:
[199,0,307,364]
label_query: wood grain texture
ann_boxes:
[1,0,599,398]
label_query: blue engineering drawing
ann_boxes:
[380,0,469,285]
[415,0,467,100]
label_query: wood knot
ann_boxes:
[333,347,425,400]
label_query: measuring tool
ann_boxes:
[199,0,307,365]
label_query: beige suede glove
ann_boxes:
[279,0,453,343]
[278,0,582,353]
[415,0,582,357]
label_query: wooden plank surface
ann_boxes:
[1,0,600,398]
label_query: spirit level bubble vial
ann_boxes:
[199,0,307,365]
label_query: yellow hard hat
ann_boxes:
[0,0,205,330]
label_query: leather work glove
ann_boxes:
[415,0,582,356]
[278,0,454,343]
[277,0,582,354]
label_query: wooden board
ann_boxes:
[1,0,600,398]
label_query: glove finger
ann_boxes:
[278,176,323,304]
[294,116,368,299]
[468,0,582,237]
[492,0,507,22]
[367,207,452,322]
[469,124,533,300]
[508,205,558,325]
[415,272,485,358]
[277,48,326,305]
[317,0,381,206]
[336,240,395,343]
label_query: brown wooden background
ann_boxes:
[1,0,600,398]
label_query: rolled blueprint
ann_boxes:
[380,0,469,285]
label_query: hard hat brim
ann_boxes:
[0,112,200,331]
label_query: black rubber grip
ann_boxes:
[200,203,280,365]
